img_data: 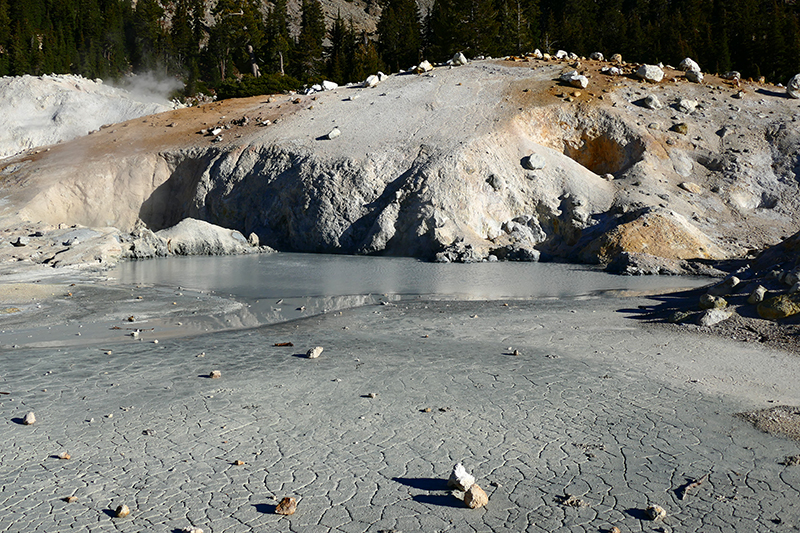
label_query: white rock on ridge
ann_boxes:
[321,80,339,91]
[560,70,589,89]
[415,60,433,73]
[364,75,380,88]
[555,50,568,59]
[686,70,704,83]
[532,49,543,59]
[451,52,468,66]
[679,57,701,72]
[787,74,800,99]
[590,52,604,61]
[636,64,664,83]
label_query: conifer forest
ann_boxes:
[1,0,799,97]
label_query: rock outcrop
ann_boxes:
[1,59,799,272]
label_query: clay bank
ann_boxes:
[1,56,800,276]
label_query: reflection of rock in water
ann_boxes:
[737,406,800,441]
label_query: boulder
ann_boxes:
[363,75,380,88]
[156,219,252,256]
[248,232,259,247]
[698,308,733,326]
[115,504,131,518]
[555,50,568,59]
[275,497,297,515]
[23,412,36,425]
[306,346,324,359]
[610,53,623,64]
[326,127,341,140]
[757,294,800,319]
[377,71,388,82]
[522,153,546,170]
[722,71,741,80]
[787,74,800,99]
[559,70,588,89]
[699,294,727,310]
[678,57,701,72]
[464,483,488,509]
[321,80,339,91]
[415,60,433,74]
[448,462,475,491]
[636,64,664,83]
[532,49,543,59]
[708,276,740,296]
[677,97,698,114]
[686,70,704,83]
[748,285,767,304]
[590,52,604,61]
[451,52,468,66]
[643,94,662,110]
[679,181,703,194]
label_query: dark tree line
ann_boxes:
[381,0,800,83]
[1,0,799,97]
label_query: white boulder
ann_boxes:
[321,80,339,91]
[451,52,468,66]
[686,70,704,83]
[560,70,588,89]
[787,74,800,99]
[678,57,701,72]
[637,64,664,83]
[364,75,380,88]
[447,462,475,491]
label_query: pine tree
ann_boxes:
[377,0,422,72]
[294,0,326,80]
[264,0,292,75]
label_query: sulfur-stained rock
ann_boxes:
[306,346,324,359]
[464,483,488,509]
[646,503,667,520]
[447,462,475,491]
[758,294,800,319]
[57,451,71,460]
[23,412,36,425]
[275,497,297,515]
[115,504,131,518]
[63,496,78,503]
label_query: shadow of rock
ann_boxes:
[254,503,277,514]
[624,507,650,520]
[10,418,26,425]
[392,477,449,491]
[412,494,464,508]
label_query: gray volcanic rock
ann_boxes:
[155,218,257,256]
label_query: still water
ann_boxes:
[111,252,709,301]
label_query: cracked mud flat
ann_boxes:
[2,297,799,532]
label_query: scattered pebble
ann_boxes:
[464,483,488,509]
[275,497,297,515]
[210,370,222,379]
[367,392,378,399]
[57,452,71,460]
[182,528,204,533]
[233,460,245,466]
[646,503,667,520]
[23,412,36,425]
[63,496,78,503]
[115,504,131,518]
